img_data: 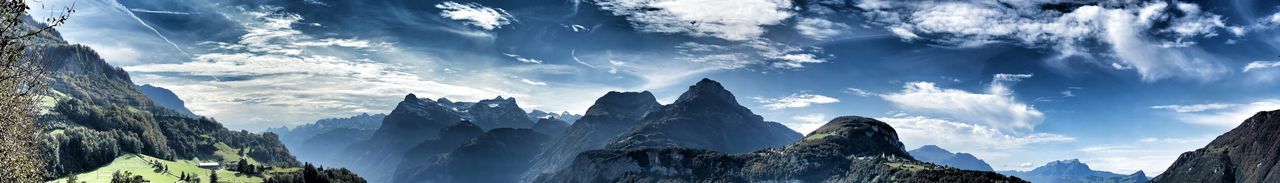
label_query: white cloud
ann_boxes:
[595,0,794,41]
[844,87,873,97]
[1243,61,1280,72]
[794,17,850,40]
[787,113,828,134]
[84,42,142,65]
[1150,103,1236,113]
[520,78,549,86]
[881,115,1073,154]
[293,38,375,48]
[881,74,1043,131]
[753,93,840,110]
[1154,99,1280,128]
[503,53,544,64]
[772,53,825,69]
[854,0,1233,81]
[436,1,515,31]
[675,41,828,69]
[888,26,919,41]
[129,9,190,15]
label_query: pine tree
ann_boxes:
[209,169,218,183]
[65,174,80,183]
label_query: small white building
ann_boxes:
[197,162,220,170]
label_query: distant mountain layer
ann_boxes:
[528,109,582,124]
[535,116,1025,182]
[266,113,384,166]
[909,145,995,171]
[532,118,570,136]
[134,84,196,117]
[1153,110,1280,183]
[999,159,1147,183]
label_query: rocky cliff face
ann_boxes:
[534,116,1024,183]
[909,145,995,171]
[606,79,801,153]
[524,91,662,180]
[1152,110,1280,183]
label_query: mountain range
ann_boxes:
[909,145,996,171]
[537,116,1023,182]
[999,159,1148,183]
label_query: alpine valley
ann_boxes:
[10,0,1280,183]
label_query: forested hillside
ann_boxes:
[19,18,356,182]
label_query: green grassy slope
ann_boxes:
[45,154,299,183]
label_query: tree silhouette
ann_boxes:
[0,0,72,181]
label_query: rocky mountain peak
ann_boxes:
[1038,159,1090,171]
[674,78,739,105]
[1131,170,1146,178]
[790,116,910,158]
[404,93,419,102]
[582,91,660,119]
[467,96,533,130]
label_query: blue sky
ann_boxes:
[30,0,1280,175]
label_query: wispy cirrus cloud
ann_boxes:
[853,0,1237,81]
[1150,103,1236,113]
[1151,99,1280,128]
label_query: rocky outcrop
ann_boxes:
[534,116,1024,183]
[606,79,800,153]
[1152,110,1280,183]
[909,145,995,171]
